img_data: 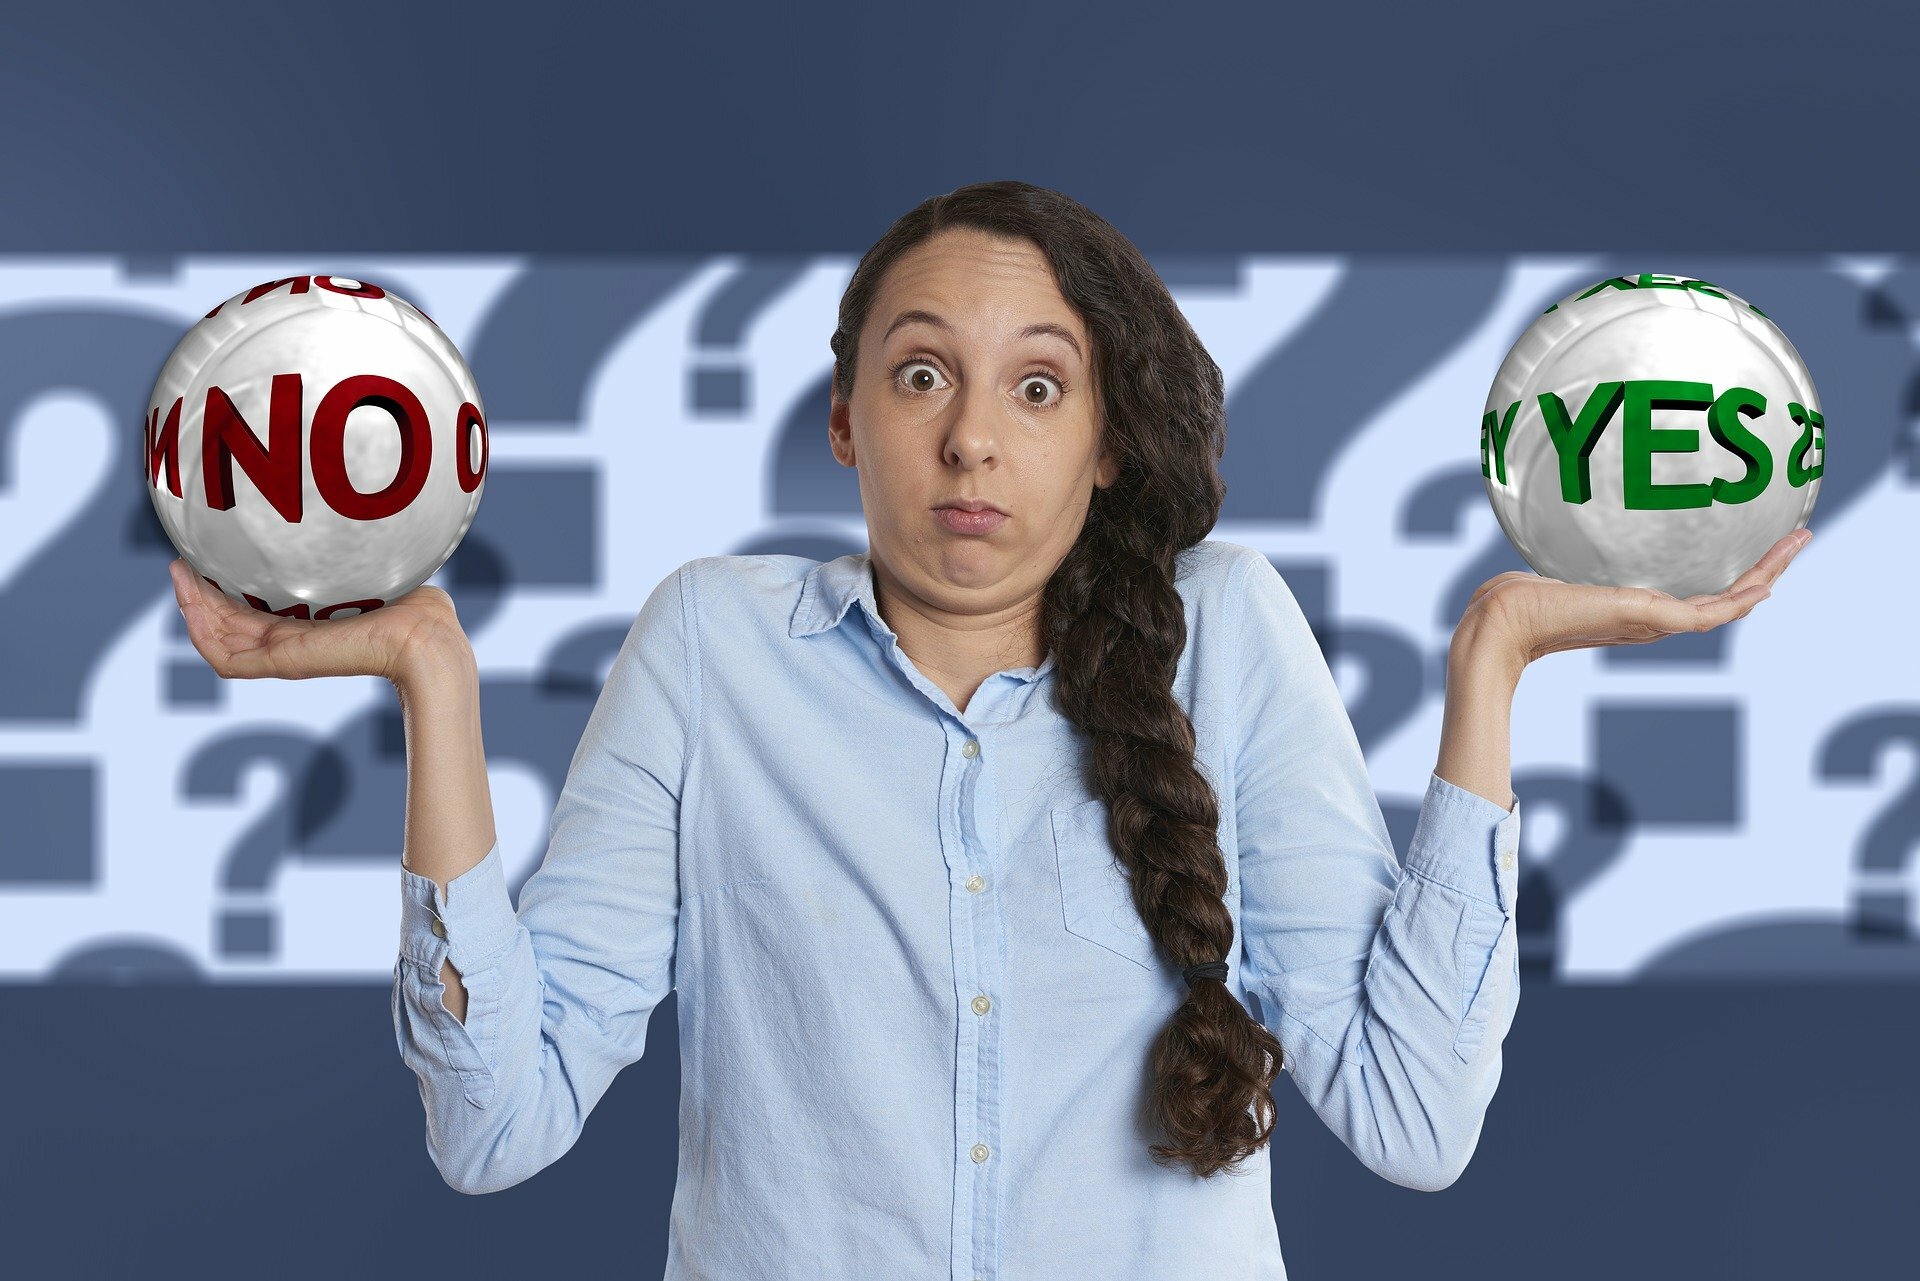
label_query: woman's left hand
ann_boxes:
[1466,527,1813,672]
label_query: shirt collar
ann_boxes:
[790,551,878,639]
[790,551,1056,683]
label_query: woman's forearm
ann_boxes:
[1434,608,1526,812]
[391,631,500,1022]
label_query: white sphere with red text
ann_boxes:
[144,274,488,619]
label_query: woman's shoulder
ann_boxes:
[1178,538,1264,596]
[678,551,820,588]
[661,553,839,647]
[666,553,821,615]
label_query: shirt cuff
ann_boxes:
[1399,771,1522,914]
[398,840,521,975]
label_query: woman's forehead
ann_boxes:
[880,307,1085,365]
[872,235,1084,349]
[884,228,1050,289]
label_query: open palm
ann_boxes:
[1467,528,1813,664]
[169,558,461,683]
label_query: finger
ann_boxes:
[171,560,226,636]
[1717,528,1812,599]
[170,560,272,679]
[171,559,214,617]
[1675,530,1811,608]
[216,639,295,682]
[1653,582,1772,633]
[170,560,212,631]
[171,558,241,621]
[169,573,233,671]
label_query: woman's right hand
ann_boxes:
[169,558,464,685]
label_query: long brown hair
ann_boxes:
[829,180,1281,1177]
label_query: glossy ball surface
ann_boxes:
[145,275,488,618]
[1482,273,1821,599]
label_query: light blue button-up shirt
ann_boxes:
[392,538,1522,1280]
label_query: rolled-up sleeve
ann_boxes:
[391,562,695,1195]
[1229,548,1522,1192]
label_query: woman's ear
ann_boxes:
[829,394,856,467]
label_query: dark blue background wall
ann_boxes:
[2,3,1912,1277]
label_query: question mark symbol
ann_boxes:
[180,731,344,958]
[1818,711,1920,943]
[689,258,810,417]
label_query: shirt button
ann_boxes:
[429,917,447,940]
[1500,850,1516,872]
[971,1143,991,1163]
[965,874,985,893]
[971,994,991,1015]
[962,739,979,758]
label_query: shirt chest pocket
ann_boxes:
[1050,798,1159,969]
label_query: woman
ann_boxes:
[169,180,1809,1279]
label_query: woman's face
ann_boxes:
[830,227,1118,633]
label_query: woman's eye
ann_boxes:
[1019,375,1063,408]
[897,361,946,394]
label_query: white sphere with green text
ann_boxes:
[1481,272,1822,599]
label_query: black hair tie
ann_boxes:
[1182,960,1229,986]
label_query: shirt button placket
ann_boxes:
[958,731,998,1279]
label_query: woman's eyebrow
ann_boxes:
[882,309,1084,361]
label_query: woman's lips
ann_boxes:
[934,507,1009,535]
